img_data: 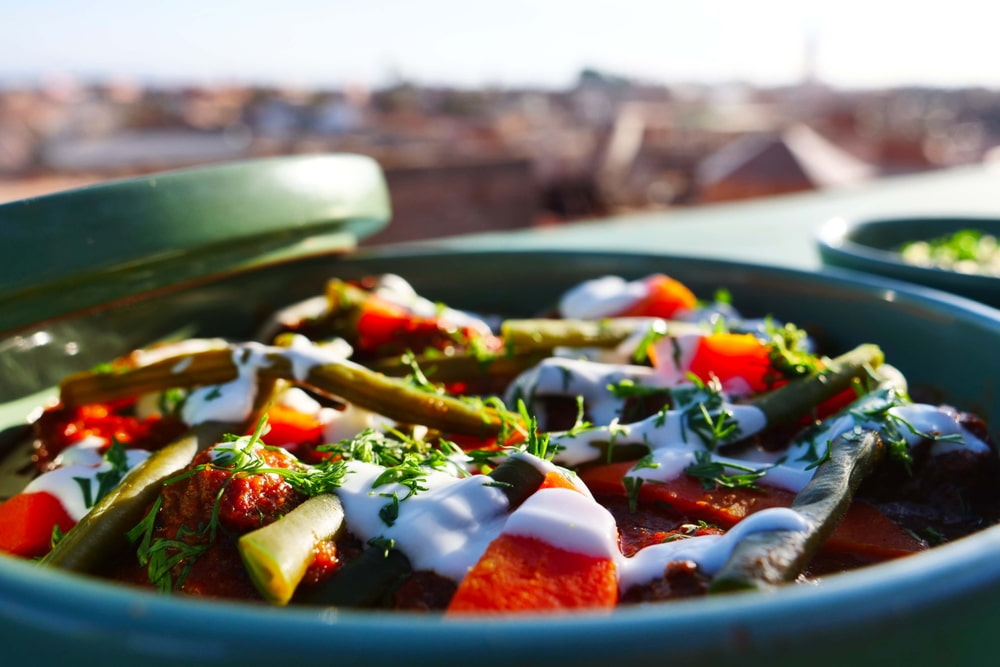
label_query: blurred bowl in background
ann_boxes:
[817,216,1000,309]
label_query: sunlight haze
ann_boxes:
[2,0,994,90]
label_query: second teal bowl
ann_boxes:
[817,215,1000,308]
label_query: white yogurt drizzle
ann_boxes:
[334,460,514,581]
[176,337,361,426]
[25,442,150,521]
[327,449,809,592]
[784,401,991,465]
[372,273,495,337]
[505,356,661,428]
[270,386,389,447]
[616,507,809,589]
[255,274,497,343]
[179,345,269,425]
[515,352,989,495]
[559,275,650,320]
[549,396,769,469]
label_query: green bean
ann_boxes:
[501,318,702,351]
[751,344,884,427]
[549,344,883,466]
[481,454,547,508]
[59,343,514,437]
[41,421,237,574]
[367,350,551,383]
[708,429,884,593]
[60,347,237,408]
[239,494,346,605]
[293,545,412,608]
[293,357,508,436]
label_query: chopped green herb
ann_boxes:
[631,322,667,364]
[72,439,132,510]
[368,535,396,557]
[684,451,769,490]
[623,475,643,513]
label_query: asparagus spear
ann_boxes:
[361,316,699,382]
[707,429,885,593]
[500,317,803,353]
[292,455,546,608]
[41,420,237,573]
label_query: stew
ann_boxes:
[3,272,996,614]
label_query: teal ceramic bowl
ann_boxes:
[817,216,1000,308]
[2,247,1000,667]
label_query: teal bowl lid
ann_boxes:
[0,154,391,334]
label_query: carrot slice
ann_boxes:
[0,492,76,559]
[446,533,617,614]
[448,470,618,614]
[538,470,579,491]
[578,461,924,560]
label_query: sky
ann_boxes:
[1,0,996,91]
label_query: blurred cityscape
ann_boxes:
[2,69,1000,244]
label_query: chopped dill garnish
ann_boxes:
[684,451,770,490]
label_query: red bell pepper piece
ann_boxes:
[258,403,325,448]
[579,460,924,560]
[686,332,777,394]
[0,492,75,559]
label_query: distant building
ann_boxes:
[694,124,875,203]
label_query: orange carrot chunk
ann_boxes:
[449,471,618,614]
[447,533,617,614]
[615,274,698,319]
[538,470,579,491]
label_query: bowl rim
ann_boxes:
[3,523,1000,659]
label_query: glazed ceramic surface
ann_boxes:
[817,216,1000,308]
[2,248,1000,667]
[0,154,390,333]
